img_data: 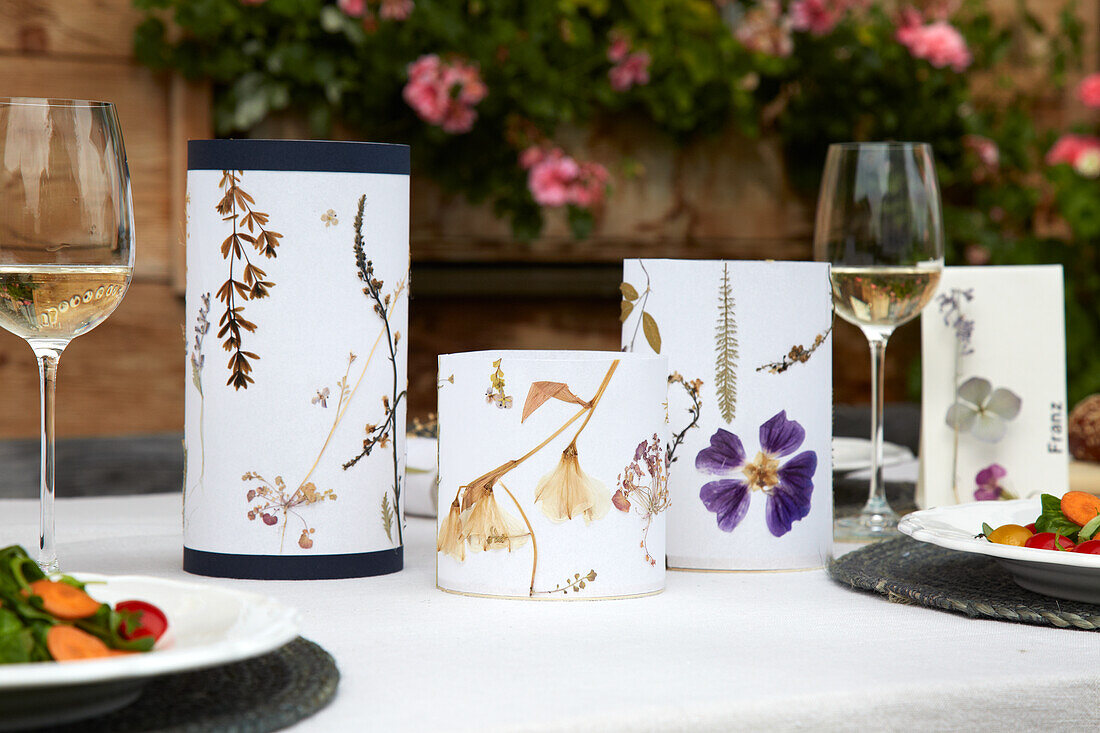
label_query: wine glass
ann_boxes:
[814,142,943,540]
[0,98,135,571]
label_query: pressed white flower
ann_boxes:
[945,376,1022,443]
[436,499,465,561]
[461,487,529,552]
[534,444,611,524]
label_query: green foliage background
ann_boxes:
[134,0,1100,403]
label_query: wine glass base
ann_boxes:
[37,556,59,575]
[834,515,900,542]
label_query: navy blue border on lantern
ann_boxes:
[183,546,403,580]
[187,139,410,175]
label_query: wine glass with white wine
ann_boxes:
[0,98,134,571]
[814,142,943,540]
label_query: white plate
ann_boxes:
[832,437,914,473]
[405,436,438,518]
[898,499,1100,604]
[0,574,298,729]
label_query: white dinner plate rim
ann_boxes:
[0,573,299,689]
[898,499,1100,569]
[831,436,913,472]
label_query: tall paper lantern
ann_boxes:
[621,259,833,570]
[436,350,669,599]
[183,140,409,579]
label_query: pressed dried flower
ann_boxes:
[462,487,529,552]
[534,444,611,524]
[437,500,466,561]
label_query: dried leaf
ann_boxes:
[619,299,634,323]
[715,263,739,423]
[521,381,589,423]
[620,282,639,301]
[642,311,661,354]
[381,493,394,542]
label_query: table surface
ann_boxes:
[3,493,1096,732]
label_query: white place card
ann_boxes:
[919,265,1068,507]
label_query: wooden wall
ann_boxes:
[0,0,1094,439]
[0,0,204,438]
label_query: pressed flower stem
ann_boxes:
[950,341,962,504]
[497,480,537,596]
[457,359,622,499]
[627,261,651,352]
[567,359,620,448]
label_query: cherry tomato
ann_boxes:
[1025,523,1037,533]
[1073,539,1100,554]
[1024,532,1076,552]
[116,600,168,642]
[986,524,1032,546]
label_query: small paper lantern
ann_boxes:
[183,140,409,579]
[436,350,669,599]
[621,259,833,570]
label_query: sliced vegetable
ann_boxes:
[46,625,111,661]
[986,524,1032,546]
[1034,494,1082,540]
[1073,539,1100,554]
[116,600,168,642]
[25,579,103,620]
[1024,532,1076,551]
[1061,491,1100,528]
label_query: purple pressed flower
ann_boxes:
[974,463,1008,501]
[695,410,818,537]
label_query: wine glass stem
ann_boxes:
[33,345,62,574]
[862,334,897,525]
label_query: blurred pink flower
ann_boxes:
[1046,133,1100,167]
[963,134,998,169]
[380,0,413,20]
[403,54,486,134]
[607,33,631,63]
[528,150,579,207]
[609,52,651,92]
[338,0,366,17]
[1078,73,1100,108]
[735,0,793,58]
[896,20,971,72]
[526,149,610,209]
[790,0,844,36]
[519,146,546,170]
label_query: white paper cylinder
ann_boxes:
[436,350,669,599]
[183,140,409,579]
[622,259,833,570]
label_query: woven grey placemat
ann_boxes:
[37,636,338,732]
[829,537,1100,630]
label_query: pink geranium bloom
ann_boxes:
[519,146,546,170]
[609,52,651,92]
[896,20,971,72]
[569,162,610,207]
[607,33,631,63]
[790,0,844,36]
[403,54,487,134]
[379,0,413,20]
[1046,133,1100,167]
[337,0,366,17]
[1078,73,1100,108]
[528,151,581,208]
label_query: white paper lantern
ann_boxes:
[436,350,669,599]
[183,140,409,579]
[621,259,833,570]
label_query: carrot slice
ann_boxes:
[27,579,102,620]
[46,625,111,661]
[1061,491,1100,527]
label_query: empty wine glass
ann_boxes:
[814,142,943,540]
[0,98,135,571]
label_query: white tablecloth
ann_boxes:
[2,494,1096,731]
